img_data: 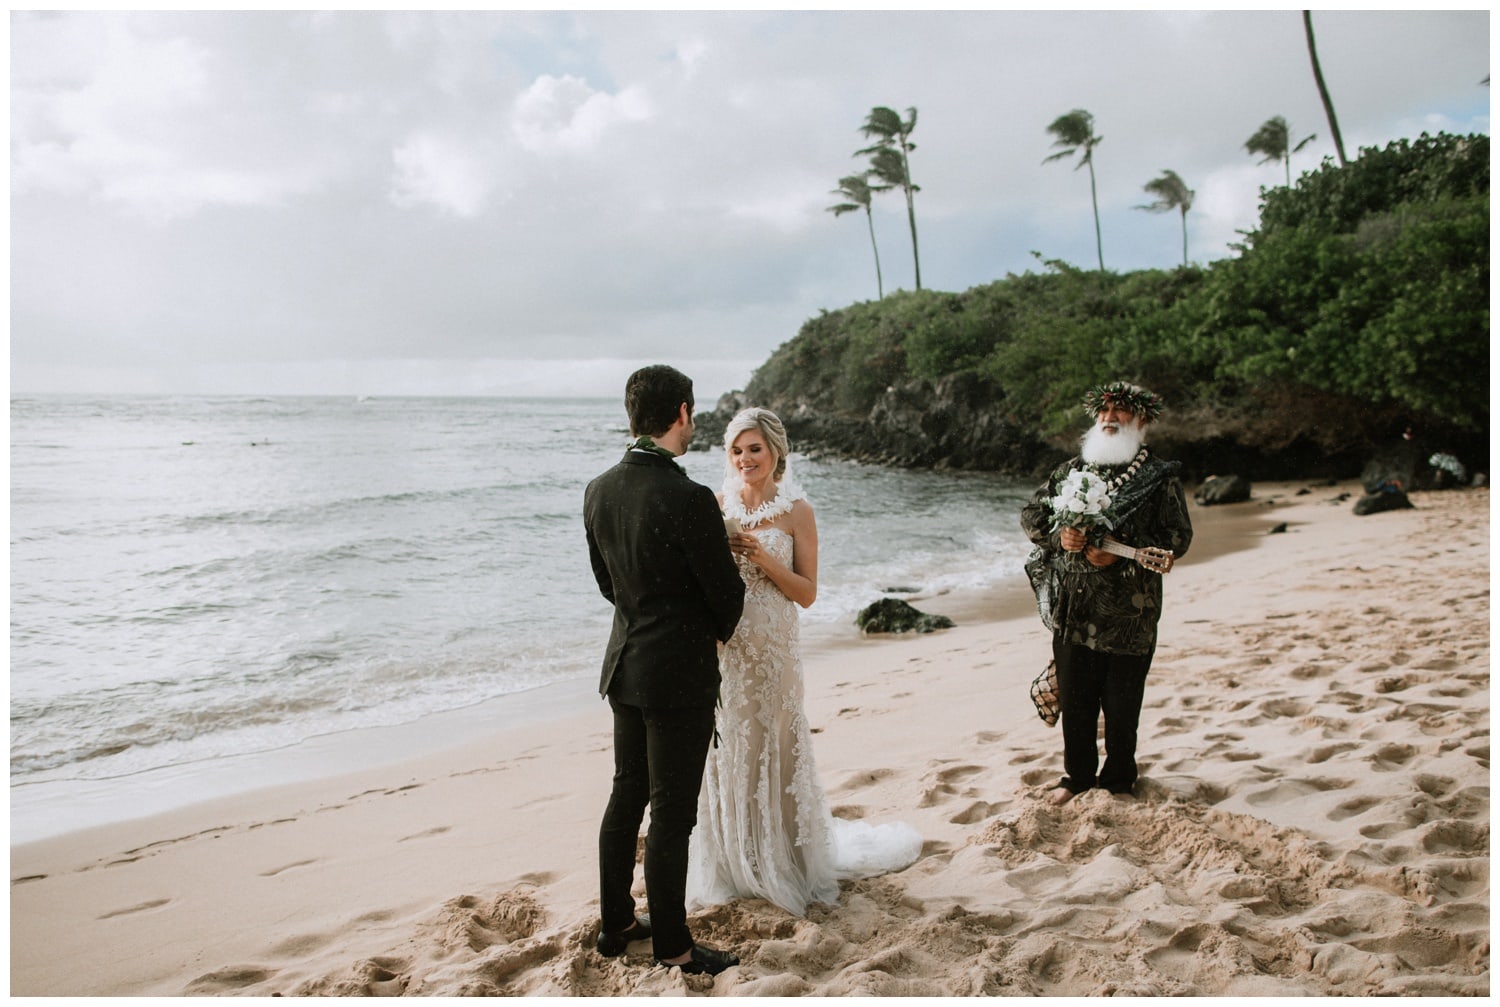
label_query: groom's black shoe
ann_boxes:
[596,915,652,957]
[656,943,739,976]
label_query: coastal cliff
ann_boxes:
[697,133,1488,484]
[696,374,1386,484]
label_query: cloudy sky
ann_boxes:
[10,9,1490,402]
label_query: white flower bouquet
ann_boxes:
[1047,468,1117,534]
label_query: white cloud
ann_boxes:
[511,74,654,154]
[389,133,495,217]
[9,10,1491,394]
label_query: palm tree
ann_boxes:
[856,106,921,290]
[1136,169,1195,267]
[1303,11,1348,167]
[1245,115,1317,186]
[827,174,886,300]
[1044,108,1104,270]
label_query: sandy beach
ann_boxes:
[10,480,1489,996]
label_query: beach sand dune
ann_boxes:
[10,483,1488,996]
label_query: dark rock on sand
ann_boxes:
[855,598,955,635]
[1353,488,1415,515]
[1194,474,1252,506]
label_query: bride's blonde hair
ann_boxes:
[723,407,789,481]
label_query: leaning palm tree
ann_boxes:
[1044,108,1104,270]
[1303,11,1348,167]
[1136,169,1195,267]
[827,174,886,300]
[1245,115,1317,186]
[856,106,921,290]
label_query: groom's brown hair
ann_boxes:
[625,364,694,438]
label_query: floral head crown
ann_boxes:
[1082,381,1164,423]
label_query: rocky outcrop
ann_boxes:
[696,373,1064,478]
[854,598,955,635]
[1194,474,1252,506]
[693,375,1486,485]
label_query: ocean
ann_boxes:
[10,394,1038,842]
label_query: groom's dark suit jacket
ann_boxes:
[584,450,746,709]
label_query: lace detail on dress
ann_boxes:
[687,528,922,916]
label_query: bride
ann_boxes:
[686,407,922,917]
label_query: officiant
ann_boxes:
[1019,381,1194,805]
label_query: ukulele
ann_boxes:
[1097,537,1174,574]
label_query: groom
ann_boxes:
[584,364,746,976]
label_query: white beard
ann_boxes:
[1080,420,1146,466]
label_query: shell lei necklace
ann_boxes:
[724,487,795,529]
[1091,446,1149,494]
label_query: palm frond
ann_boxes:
[866,147,910,187]
[1136,169,1194,214]
[1244,115,1290,163]
[860,106,903,142]
[1046,109,1096,148]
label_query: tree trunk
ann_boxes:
[1304,11,1348,168]
[864,207,884,300]
[1179,207,1189,266]
[1087,160,1104,270]
[900,148,922,290]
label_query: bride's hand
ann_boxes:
[729,531,763,564]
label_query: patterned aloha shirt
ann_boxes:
[1020,453,1194,656]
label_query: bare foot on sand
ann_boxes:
[1048,787,1076,806]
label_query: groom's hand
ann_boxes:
[1059,526,1087,552]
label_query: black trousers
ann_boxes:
[1052,638,1153,795]
[598,696,716,960]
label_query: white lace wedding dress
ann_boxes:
[686,481,923,917]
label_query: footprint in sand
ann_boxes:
[948,800,1002,825]
[1420,819,1487,855]
[1358,821,1407,839]
[1242,777,1350,808]
[1412,774,1456,798]
[98,897,171,920]
[918,763,985,808]
[834,767,896,792]
[260,858,320,876]
[1368,743,1416,771]
[398,826,453,842]
[183,966,279,994]
[1222,749,1263,763]
[1328,795,1382,821]
[1306,741,1359,764]
[441,890,544,953]
[1258,697,1311,719]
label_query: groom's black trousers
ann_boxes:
[599,696,716,960]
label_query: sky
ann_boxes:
[9,9,1491,403]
